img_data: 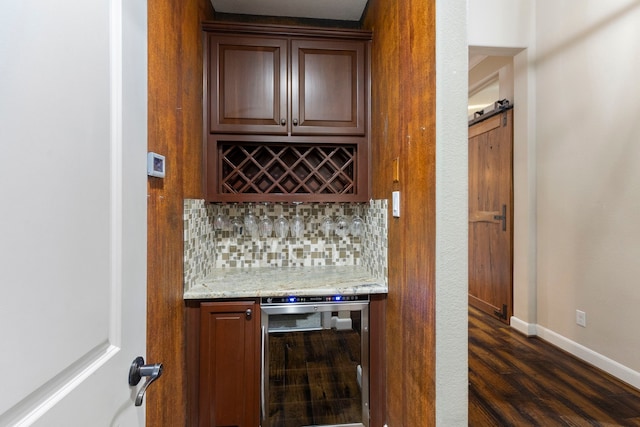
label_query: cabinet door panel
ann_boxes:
[291,39,366,136]
[209,35,288,134]
[199,301,259,427]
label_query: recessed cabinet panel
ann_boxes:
[292,39,365,136]
[208,35,288,134]
[199,301,259,427]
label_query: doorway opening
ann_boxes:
[468,50,516,324]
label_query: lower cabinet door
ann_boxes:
[199,301,260,427]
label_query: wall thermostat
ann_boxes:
[147,152,166,178]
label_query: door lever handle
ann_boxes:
[129,356,163,406]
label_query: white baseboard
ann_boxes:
[509,317,640,390]
[510,316,537,336]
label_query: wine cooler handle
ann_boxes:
[261,325,266,422]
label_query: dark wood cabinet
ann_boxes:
[199,301,259,427]
[208,35,288,135]
[203,22,371,203]
[206,28,366,136]
[291,38,366,136]
[188,296,385,427]
[205,134,369,203]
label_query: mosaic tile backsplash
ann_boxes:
[183,200,388,292]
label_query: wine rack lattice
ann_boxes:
[220,143,357,195]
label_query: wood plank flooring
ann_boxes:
[469,306,640,426]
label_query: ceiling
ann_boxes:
[210,0,369,21]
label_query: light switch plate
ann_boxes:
[392,191,400,217]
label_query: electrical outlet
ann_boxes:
[576,310,586,327]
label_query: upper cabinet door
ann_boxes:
[208,34,288,135]
[291,39,366,136]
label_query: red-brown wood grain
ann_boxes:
[199,301,260,427]
[203,23,371,203]
[148,1,437,423]
[147,0,215,426]
[363,1,437,426]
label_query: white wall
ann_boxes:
[469,0,539,328]
[535,0,640,378]
[469,0,534,48]
[436,1,469,425]
[469,0,640,387]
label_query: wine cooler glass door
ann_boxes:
[261,301,369,427]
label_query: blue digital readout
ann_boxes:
[269,294,364,304]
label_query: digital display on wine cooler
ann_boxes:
[261,294,368,304]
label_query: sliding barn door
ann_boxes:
[468,108,513,323]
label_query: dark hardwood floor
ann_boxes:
[469,305,640,426]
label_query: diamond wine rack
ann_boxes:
[221,143,355,195]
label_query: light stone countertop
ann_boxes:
[184,265,387,299]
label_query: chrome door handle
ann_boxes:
[129,356,163,406]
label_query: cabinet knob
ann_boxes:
[246,308,252,319]
[292,118,298,126]
[280,118,286,126]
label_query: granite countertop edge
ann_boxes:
[184,265,388,300]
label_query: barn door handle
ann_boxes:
[493,204,507,231]
[129,356,163,406]
[494,303,508,320]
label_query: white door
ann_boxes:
[0,0,149,425]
